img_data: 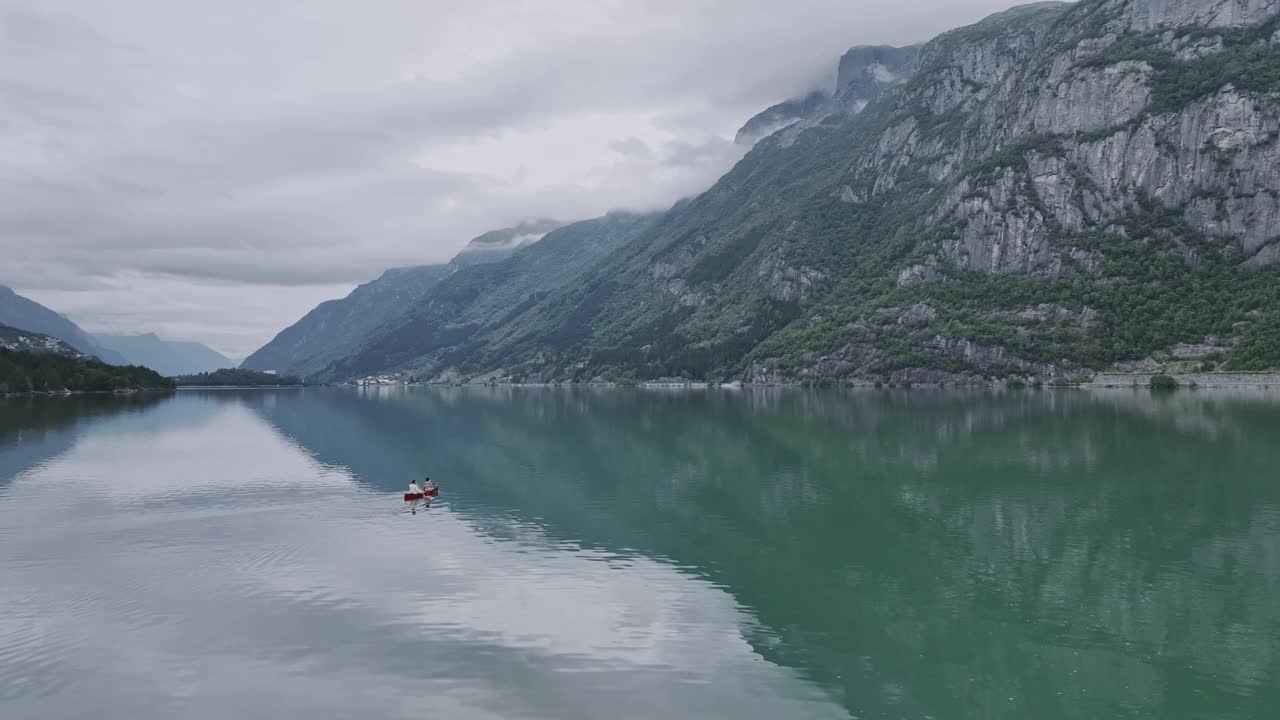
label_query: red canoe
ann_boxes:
[404,487,439,501]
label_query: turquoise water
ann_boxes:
[1,387,1278,719]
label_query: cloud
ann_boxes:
[0,0,1024,356]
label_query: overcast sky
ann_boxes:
[1,0,1019,358]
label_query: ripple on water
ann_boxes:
[0,621,77,701]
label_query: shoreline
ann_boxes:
[175,385,308,390]
[9,374,1278,398]
[0,388,174,399]
[1080,372,1280,389]
[352,372,1280,391]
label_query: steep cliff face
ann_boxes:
[849,0,1280,278]
[835,44,921,103]
[748,0,1280,383]
[322,0,1280,385]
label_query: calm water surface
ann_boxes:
[1,387,1278,719]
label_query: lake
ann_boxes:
[1,387,1278,719]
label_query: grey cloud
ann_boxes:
[609,138,655,160]
[1,0,1023,355]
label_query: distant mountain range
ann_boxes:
[0,285,230,375]
[0,286,127,365]
[94,333,232,377]
[249,0,1280,385]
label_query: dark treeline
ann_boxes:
[174,368,307,387]
[0,349,174,394]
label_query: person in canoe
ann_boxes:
[408,479,424,497]
[422,477,436,494]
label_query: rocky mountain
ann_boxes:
[0,324,87,358]
[0,286,129,365]
[260,0,1280,386]
[93,333,232,377]
[310,0,1280,385]
[735,45,920,146]
[242,220,566,377]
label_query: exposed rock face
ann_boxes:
[1114,0,1280,31]
[897,303,938,326]
[740,0,1280,381]
[835,45,922,102]
[924,336,1079,379]
[757,251,826,303]
[897,262,943,287]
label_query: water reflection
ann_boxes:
[2,388,1278,719]
[0,392,846,720]
[0,394,169,484]
[240,387,1280,719]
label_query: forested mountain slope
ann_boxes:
[242,220,564,376]
[320,211,662,381]
[241,264,454,376]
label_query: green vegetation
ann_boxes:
[747,184,1280,380]
[1150,374,1179,390]
[0,349,174,395]
[174,368,306,387]
[323,212,662,382]
[1225,313,1280,371]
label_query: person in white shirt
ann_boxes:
[408,480,423,496]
